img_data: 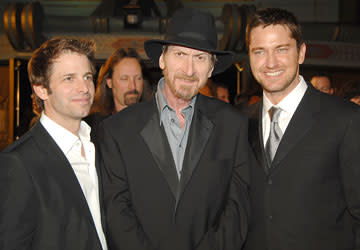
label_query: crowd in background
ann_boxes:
[1,5,360,250]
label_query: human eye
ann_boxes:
[277,47,288,53]
[120,76,129,81]
[64,75,73,82]
[174,51,185,57]
[84,74,93,81]
[252,50,264,56]
[195,54,207,62]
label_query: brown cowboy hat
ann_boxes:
[144,8,234,75]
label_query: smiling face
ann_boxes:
[248,24,306,104]
[159,45,214,103]
[33,51,94,131]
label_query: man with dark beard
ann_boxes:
[85,48,144,141]
[99,8,250,250]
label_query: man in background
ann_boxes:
[90,48,144,116]
[86,48,144,141]
[200,79,230,103]
[310,73,334,94]
[213,81,231,103]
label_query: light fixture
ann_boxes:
[123,0,142,28]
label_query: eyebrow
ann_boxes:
[62,73,76,77]
[170,47,210,56]
[275,44,290,48]
[250,43,291,51]
[194,52,210,57]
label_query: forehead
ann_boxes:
[114,57,141,71]
[312,76,331,86]
[217,87,229,95]
[166,45,212,56]
[249,24,294,47]
[52,51,88,65]
[50,52,91,75]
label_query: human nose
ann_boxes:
[265,51,278,68]
[128,77,136,90]
[78,78,90,93]
[183,56,194,76]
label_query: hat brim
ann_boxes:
[144,39,235,75]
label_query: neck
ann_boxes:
[114,103,126,113]
[265,75,301,105]
[44,111,81,135]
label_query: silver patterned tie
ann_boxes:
[265,107,283,164]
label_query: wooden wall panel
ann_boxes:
[0,60,14,150]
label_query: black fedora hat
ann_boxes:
[144,8,234,75]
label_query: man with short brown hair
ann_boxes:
[0,37,107,250]
[245,8,360,250]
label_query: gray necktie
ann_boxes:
[265,107,283,163]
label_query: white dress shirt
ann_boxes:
[40,113,108,250]
[262,75,308,146]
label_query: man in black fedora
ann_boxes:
[99,8,250,250]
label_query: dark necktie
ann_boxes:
[265,107,283,164]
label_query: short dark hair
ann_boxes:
[28,37,96,111]
[246,8,303,50]
[342,80,360,100]
[91,48,143,115]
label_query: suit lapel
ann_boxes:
[140,109,179,199]
[32,123,97,228]
[178,103,213,204]
[248,100,269,174]
[95,146,107,233]
[271,86,320,170]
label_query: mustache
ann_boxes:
[124,90,140,96]
[175,73,199,82]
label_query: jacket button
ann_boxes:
[268,215,273,220]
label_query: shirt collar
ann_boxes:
[263,75,307,116]
[155,77,197,125]
[40,112,92,155]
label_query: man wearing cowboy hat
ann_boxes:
[99,8,250,250]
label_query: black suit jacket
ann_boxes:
[100,94,250,250]
[244,84,360,250]
[0,122,105,250]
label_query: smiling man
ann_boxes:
[99,8,250,250]
[0,37,107,250]
[245,8,360,250]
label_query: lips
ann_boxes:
[266,70,284,77]
[176,77,199,86]
[73,96,92,104]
